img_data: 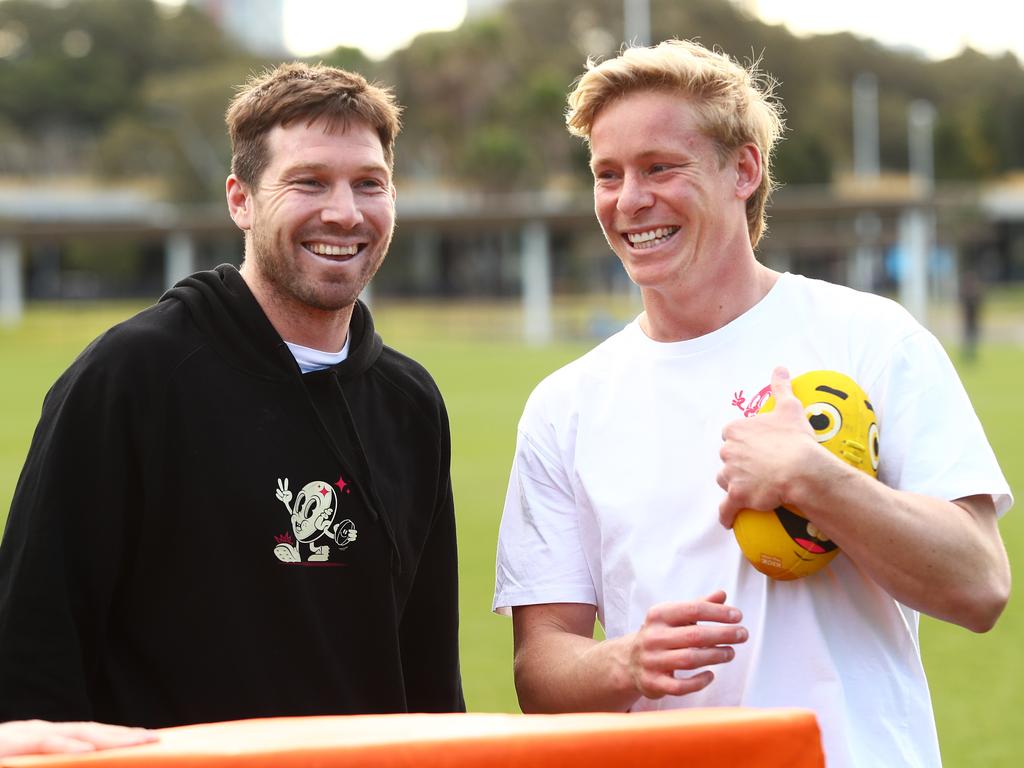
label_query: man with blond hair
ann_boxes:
[493,40,1010,767]
[0,62,464,727]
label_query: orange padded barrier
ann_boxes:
[2,708,824,768]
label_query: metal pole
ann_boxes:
[899,209,929,324]
[522,220,552,346]
[624,0,650,47]
[852,73,880,179]
[900,100,936,324]
[908,100,935,194]
[0,236,23,327]
[165,231,195,291]
[851,73,881,294]
[850,212,880,292]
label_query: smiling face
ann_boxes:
[795,374,879,477]
[291,481,336,543]
[733,370,880,580]
[228,117,396,319]
[588,90,758,295]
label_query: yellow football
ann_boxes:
[733,370,879,580]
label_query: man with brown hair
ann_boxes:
[0,62,464,727]
[493,40,1010,767]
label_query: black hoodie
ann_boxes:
[0,265,464,726]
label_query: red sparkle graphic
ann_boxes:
[318,485,330,497]
[334,474,351,494]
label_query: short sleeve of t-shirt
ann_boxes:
[493,389,598,615]
[870,327,1012,516]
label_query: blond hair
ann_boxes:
[226,62,402,185]
[567,40,784,247]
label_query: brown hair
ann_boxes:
[226,62,403,185]
[566,40,785,247]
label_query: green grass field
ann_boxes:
[1,299,1021,765]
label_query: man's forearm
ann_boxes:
[791,461,1010,631]
[512,597,746,713]
[513,629,640,714]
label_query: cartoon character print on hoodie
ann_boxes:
[273,476,358,563]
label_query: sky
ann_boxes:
[280,0,1024,63]
[154,0,1024,63]
[754,0,1024,62]
[278,0,1024,62]
[281,0,468,60]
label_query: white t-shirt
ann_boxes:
[285,336,350,374]
[493,272,1011,768]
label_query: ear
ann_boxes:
[226,174,254,231]
[734,144,763,202]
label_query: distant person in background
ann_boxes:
[959,265,984,362]
[0,62,463,726]
[492,40,1011,768]
[0,720,155,758]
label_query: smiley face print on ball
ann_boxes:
[732,370,879,580]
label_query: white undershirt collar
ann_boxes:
[284,335,351,374]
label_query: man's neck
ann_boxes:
[639,259,779,343]
[239,264,354,352]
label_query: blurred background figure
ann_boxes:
[959,264,984,362]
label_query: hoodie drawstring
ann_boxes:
[330,372,404,576]
[290,368,404,576]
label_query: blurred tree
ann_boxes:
[0,0,251,187]
[457,124,532,189]
[386,14,517,182]
[320,45,377,78]
[92,60,256,201]
[974,55,1024,174]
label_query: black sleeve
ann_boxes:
[0,350,139,721]
[398,399,465,713]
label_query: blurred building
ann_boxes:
[188,0,286,56]
[5,174,1024,343]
